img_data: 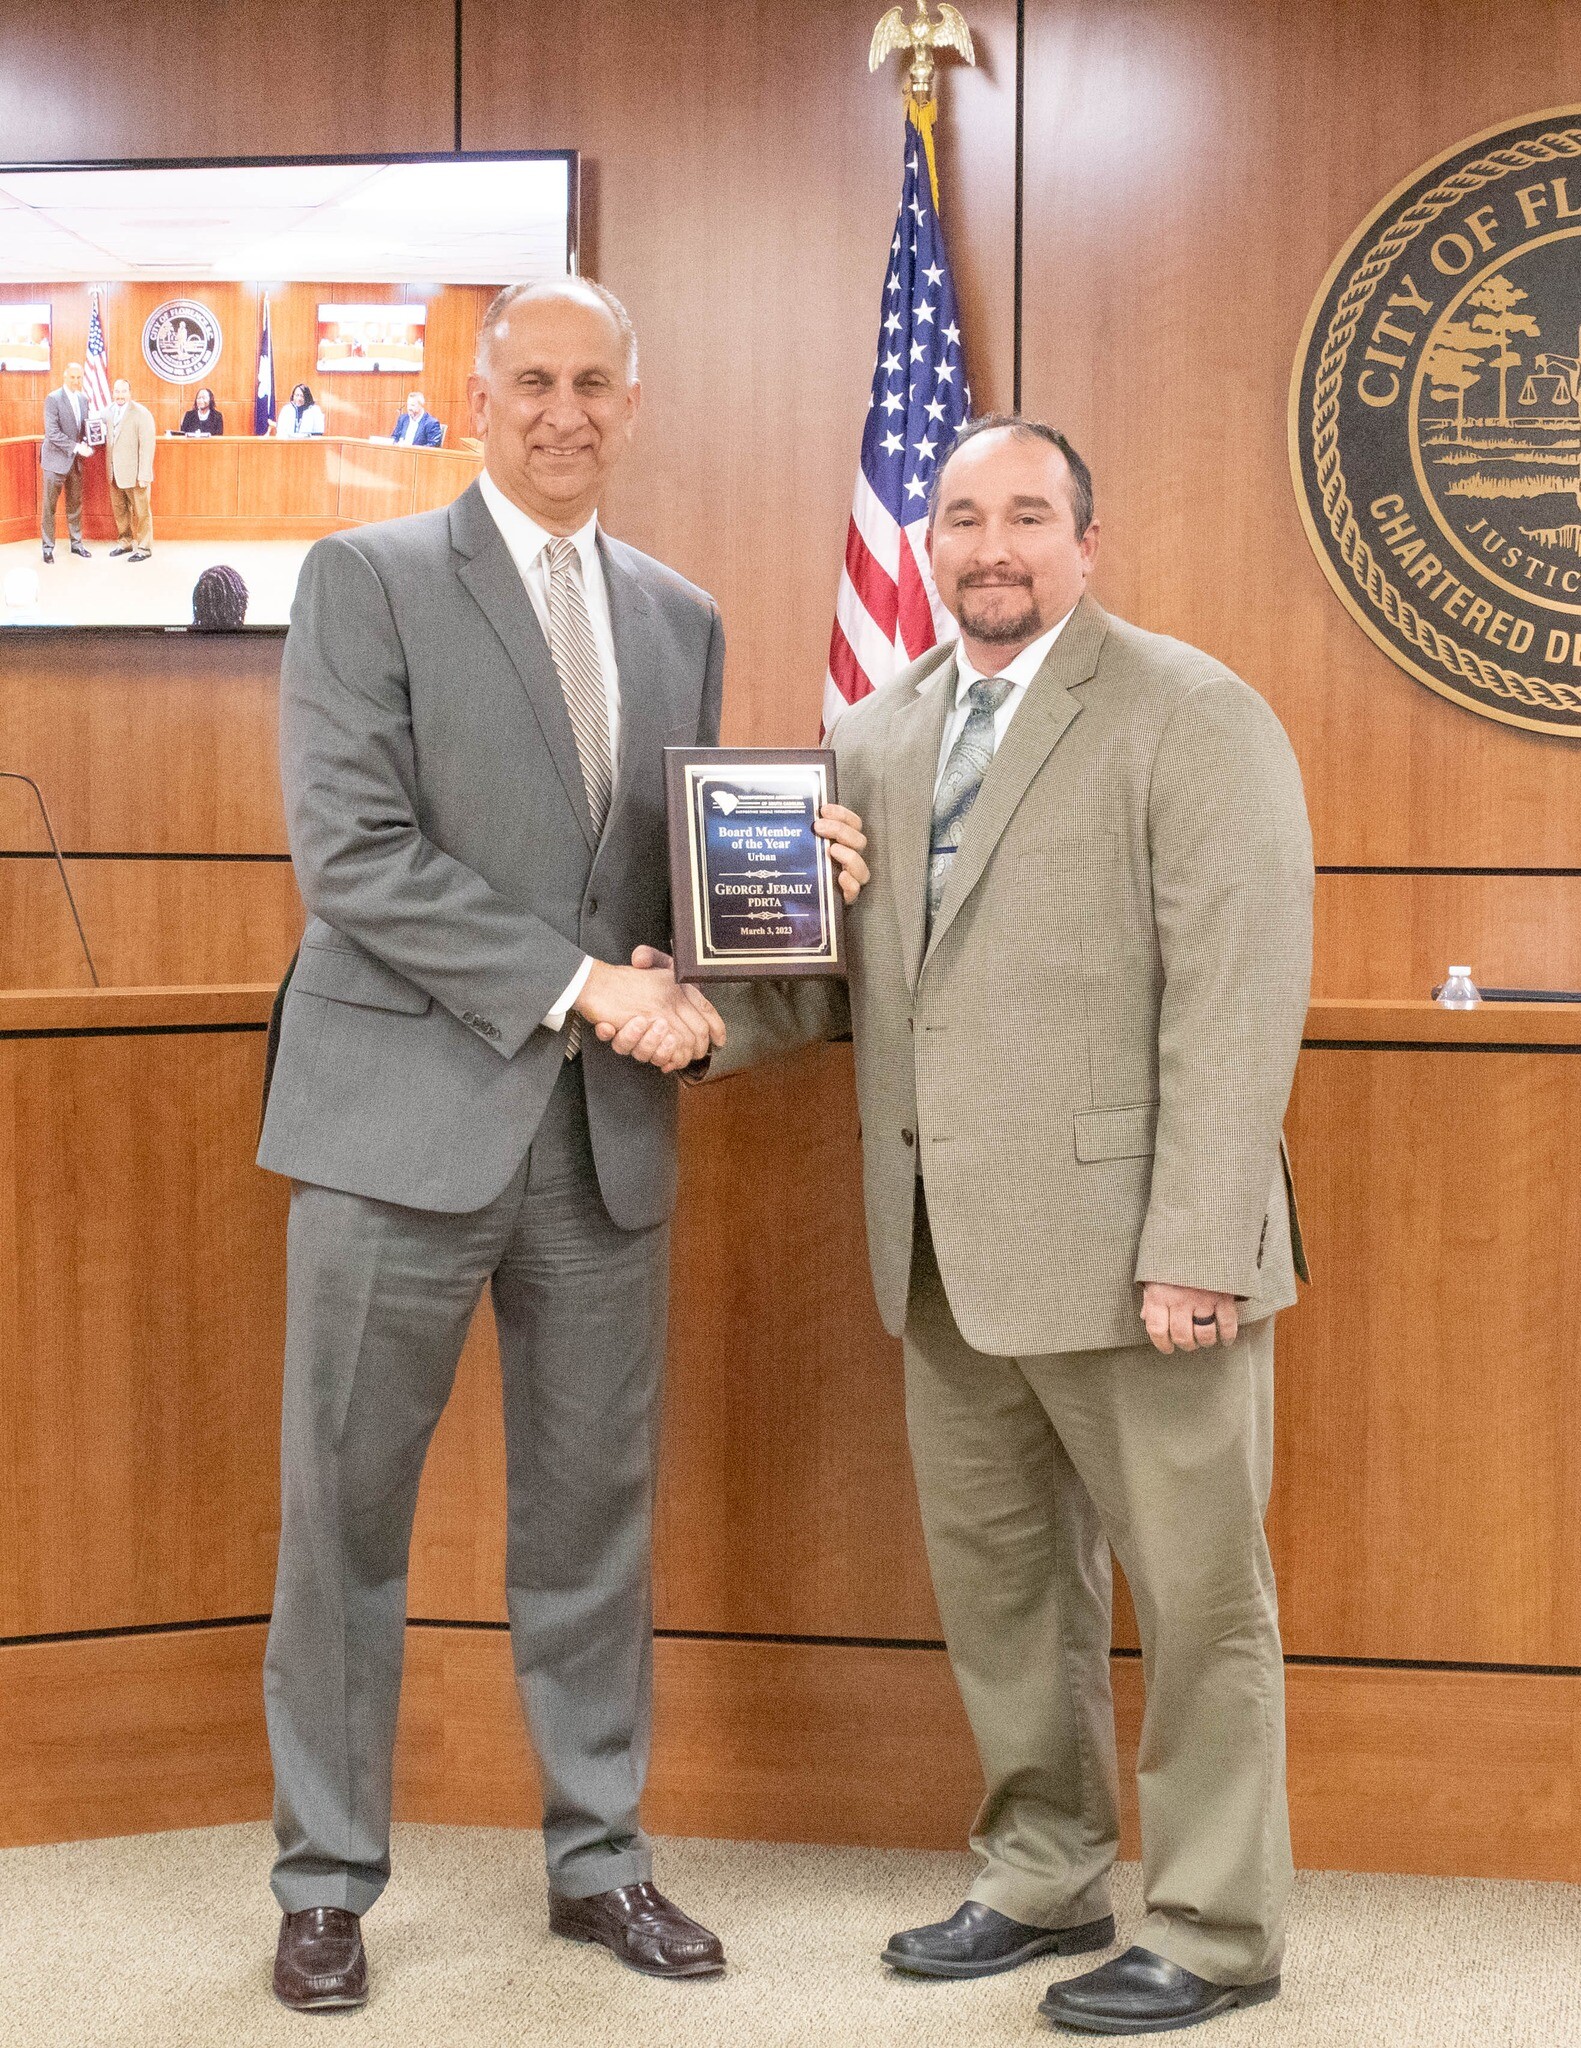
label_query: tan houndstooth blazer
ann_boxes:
[710,595,1314,1356]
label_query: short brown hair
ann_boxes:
[928,414,1094,536]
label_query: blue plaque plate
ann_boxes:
[665,747,846,981]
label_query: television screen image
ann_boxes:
[0,303,51,371]
[0,153,576,631]
[318,304,426,374]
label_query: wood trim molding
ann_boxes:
[4,1623,1576,1881]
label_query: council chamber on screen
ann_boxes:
[0,155,576,632]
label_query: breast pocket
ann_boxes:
[291,940,432,1015]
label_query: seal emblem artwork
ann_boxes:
[1291,106,1581,735]
[141,299,222,384]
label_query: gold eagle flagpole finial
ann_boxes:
[868,2,976,111]
[868,4,974,205]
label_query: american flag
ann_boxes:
[83,289,111,415]
[824,109,971,730]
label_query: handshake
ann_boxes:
[570,802,869,1075]
[574,945,724,1074]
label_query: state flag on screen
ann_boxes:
[255,295,275,435]
[823,105,972,732]
[83,288,111,417]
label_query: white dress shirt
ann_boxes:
[276,403,325,438]
[934,607,1077,791]
[476,469,622,1030]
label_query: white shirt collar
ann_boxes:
[951,605,1077,703]
[477,468,601,582]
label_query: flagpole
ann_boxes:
[821,6,977,731]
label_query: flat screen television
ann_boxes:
[0,152,577,632]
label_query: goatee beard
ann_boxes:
[957,599,1043,646]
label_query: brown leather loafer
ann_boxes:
[273,1906,369,2011]
[549,1880,725,1978]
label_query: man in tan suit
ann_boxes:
[674,418,1312,2034]
[94,378,156,560]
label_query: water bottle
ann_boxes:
[1437,966,1481,1010]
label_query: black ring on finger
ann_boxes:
[1191,1312,1218,1326]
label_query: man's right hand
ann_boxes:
[575,956,724,1074]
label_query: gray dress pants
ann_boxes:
[41,464,83,545]
[264,1057,669,1914]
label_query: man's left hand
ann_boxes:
[814,803,870,905]
[1140,1282,1239,1353]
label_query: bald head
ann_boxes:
[476,279,638,384]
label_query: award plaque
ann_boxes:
[665,747,847,981]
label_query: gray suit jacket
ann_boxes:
[258,481,724,1224]
[42,387,88,476]
[710,597,1314,1355]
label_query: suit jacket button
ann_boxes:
[901,1127,914,1146]
[587,896,599,917]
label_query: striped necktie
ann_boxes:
[545,535,614,836]
[928,675,1014,929]
[545,535,614,1057]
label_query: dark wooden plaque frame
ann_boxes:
[665,746,847,982]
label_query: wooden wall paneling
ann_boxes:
[0,0,455,163]
[0,636,289,854]
[1020,0,1581,866]
[152,438,243,526]
[391,1631,1581,1882]
[236,440,342,526]
[0,1626,273,1849]
[6,1620,1576,1880]
[653,1045,939,1639]
[0,281,491,446]
[1313,870,1581,998]
[1272,1047,1581,1664]
[336,442,420,526]
[0,855,301,989]
[0,437,38,539]
[0,1027,287,1637]
[461,0,1018,751]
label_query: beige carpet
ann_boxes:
[0,1824,1576,2046]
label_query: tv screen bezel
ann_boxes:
[0,146,580,638]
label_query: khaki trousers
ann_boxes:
[902,1200,1292,1985]
[108,479,152,551]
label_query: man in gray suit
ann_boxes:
[258,280,747,2011]
[689,418,1313,2036]
[40,361,92,563]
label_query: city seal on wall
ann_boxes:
[1291,106,1581,736]
[141,299,222,384]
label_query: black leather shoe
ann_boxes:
[128,549,151,562]
[108,544,131,556]
[1039,1946,1279,2034]
[41,544,53,562]
[70,541,91,557]
[884,1900,1116,1979]
[272,1907,368,2011]
[549,1881,725,1978]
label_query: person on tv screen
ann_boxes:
[179,388,224,436]
[275,384,325,438]
[191,563,249,629]
[92,377,157,562]
[41,359,93,563]
[390,391,442,447]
